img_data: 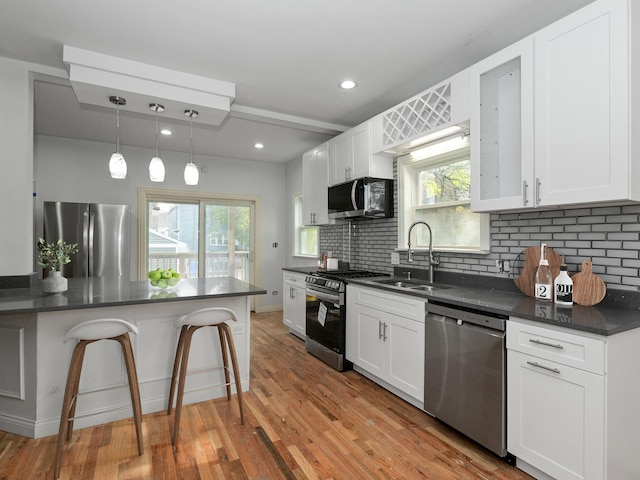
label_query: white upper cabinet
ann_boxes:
[533,0,630,206]
[470,38,535,211]
[472,0,637,212]
[302,143,329,225]
[328,120,393,186]
[370,69,470,155]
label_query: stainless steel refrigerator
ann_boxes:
[43,201,131,278]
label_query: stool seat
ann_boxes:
[55,318,143,478]
[65,318,139,341]
[177,307,238,327]
[167,307,244,447]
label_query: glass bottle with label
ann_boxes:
[554,263,573,306]
[535,244,552,302]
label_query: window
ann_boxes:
[139,188,256,281]
[398,135,489,252]
[294,194,318,257]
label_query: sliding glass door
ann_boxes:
[141,189,255,285]
[204,203,252,281]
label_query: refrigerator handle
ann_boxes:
[87,211,95,277]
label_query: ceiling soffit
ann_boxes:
[63,45,235,126]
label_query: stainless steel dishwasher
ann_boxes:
[424,301,508,458]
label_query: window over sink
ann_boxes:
[397,134,490,253]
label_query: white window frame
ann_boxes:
[138,187,259,281]
[397,138,490,254]
[294,194,318,258]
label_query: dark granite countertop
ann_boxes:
[282,266,322,275]
[0,276,267,316]
[348,276,640,336]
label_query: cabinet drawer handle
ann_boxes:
[382,323,388,342]
[527,361,560,374]
[378,320,383,340]
[529,338,564,349]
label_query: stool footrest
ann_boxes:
[179,382,242,397]
[67,403,136,422]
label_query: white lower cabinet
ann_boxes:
[346,285,425,404]
[508,349,604,480]
[283,272,306,338]
[507,317,640,480]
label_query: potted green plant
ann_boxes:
[37,238,78,294]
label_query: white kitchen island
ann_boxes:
[0,276,265,438]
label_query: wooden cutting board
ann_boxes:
[572,260,606,306]
[514,246,563,298]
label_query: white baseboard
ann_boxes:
[254,305,283,313]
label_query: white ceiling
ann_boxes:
[2,0,595,163]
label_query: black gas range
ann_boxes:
[304,270,386,371]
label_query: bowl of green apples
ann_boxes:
[148,268,181,289]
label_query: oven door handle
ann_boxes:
[306,287,341,305]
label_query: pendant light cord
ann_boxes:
[115,102,120,153]
[155,109,159,158]
[189,114,193,163]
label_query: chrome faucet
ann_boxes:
[407,221,440,283]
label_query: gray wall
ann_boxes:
[319,160,640,292]
[34,134,287,311]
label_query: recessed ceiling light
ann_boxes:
[339,80,357,90]
[160,129,172,135]
[254,143,264,149]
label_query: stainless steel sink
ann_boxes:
[371,279,450,291]
[373,279,417,288]
[409,284,450,292]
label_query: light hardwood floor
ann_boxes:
[0,311,533,479]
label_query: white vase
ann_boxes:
[42,270,68,294]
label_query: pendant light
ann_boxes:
[108,96,127,179]
[183,109,199,186]
[149,103,165,182]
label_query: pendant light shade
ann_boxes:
[109,152,127,179]
[184,109,199,186]
[149,156,165,182]
[149,103,165,182]
[109,96,127,179]
[184,162,199,185]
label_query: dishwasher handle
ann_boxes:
[426,302,506,332]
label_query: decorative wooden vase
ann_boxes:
[42,270,68,294]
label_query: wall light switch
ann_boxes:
[391,252,400,265]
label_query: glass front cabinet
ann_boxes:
[470,38,534,212]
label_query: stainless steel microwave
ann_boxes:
[328,177,393,219]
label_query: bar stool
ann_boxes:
[54,318,143,479]
[167,307,245,446]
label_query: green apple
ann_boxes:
[172,272,181,279]
[161,270,172,279]
[157,279,168,288]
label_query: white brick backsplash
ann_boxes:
[317,161,640,290]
